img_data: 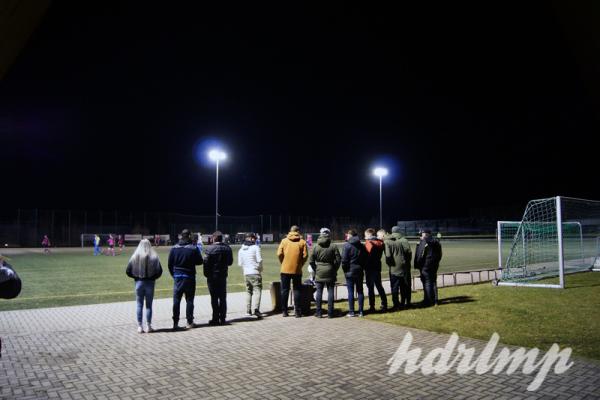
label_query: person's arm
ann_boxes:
[334,246,342,269]
[341,244,349,272]
[301,242,308,266]
[277,240,285,264]
[126,261,134,278]
[384,241,394,267]
[168,250,174,276]
[255,246,263,272]
[402,240,412,266]
[152,260,163,280]
[308,246,316,267]
[227,247,234,267]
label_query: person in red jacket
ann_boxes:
[364,228,388,313]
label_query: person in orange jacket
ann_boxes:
[277,225,308,317]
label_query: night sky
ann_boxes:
[1,2,599,220]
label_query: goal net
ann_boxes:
[499,196,600,288]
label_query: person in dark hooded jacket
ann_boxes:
[364,228,388,312]
[341,229,367,317]
[204,231,234,325]
[168,229,203,330]
[308,228,341,318]
[414,229,442,307]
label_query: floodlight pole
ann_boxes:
[379,175,383,229]
[215,159,220,232]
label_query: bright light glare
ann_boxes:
[373,167,388,177]
[208,149,227,162]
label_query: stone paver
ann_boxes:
[1,291,599,399]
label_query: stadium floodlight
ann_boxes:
[208,149,227,231]
[372,167,388,228]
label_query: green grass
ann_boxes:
[0,239,499,311]
[352,271,600,361]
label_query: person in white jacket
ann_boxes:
[238,233,263,318]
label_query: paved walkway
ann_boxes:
[1,291,599,399]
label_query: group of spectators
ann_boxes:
[278,225,442,318]
[125,225,442,332]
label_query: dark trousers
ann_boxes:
[280,273,302,314]
[346,274,364,313]
[420,270,438,306]
[390,274,411,307]
[207,275,227,322]
[365,269,387,309]
[315,281,335,316]
[173,277,195,324]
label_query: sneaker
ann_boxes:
[245,311,252,317]
[137,326,143,334]
[282,311,289,317]
[208,319,219,326]
[380,305,388,312]
[327,314,334,319]
[146,325,154,333]
[186,323,195,330]
[358,312,364,318]
[346,312,356,318]
[294,313,302,318]
[254,309,263,319]
[314,312,322,318]
[172,324,179,331]
[219,319,227,325]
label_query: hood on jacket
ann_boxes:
[347,235,361,246]
[241,240,255,248]
[366,238,384,250]
[287,232,302,241]
[317,234,331,247]
[390,232,404,240]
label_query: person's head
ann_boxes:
[364,228,376,239]
[420,229,432,240]
[130,239,157,263]
[245,233,256,243]
[377,229,386,240]
[180,229,191,241]
[290,225,300,233]
[213,231,223,243]
[346,229,358,240]
[391,226,401,234]
[319,227,331,236]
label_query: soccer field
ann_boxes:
[0,239,499,311]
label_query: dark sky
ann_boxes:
[1,2,599,220]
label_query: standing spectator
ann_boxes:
[41,235,51,254]
[277,225,308,317]
[237,233,263,318]
[384,226,413,310]
[308,227,341,318]
[341,229,367,317]
[414,229,443,307]
[118,235,125,253]
[204,231,234,325]
[168,229,203,330]
[107,234,116,256]
[126,239,162,333]
[93,234,102,256]
[364,228,388,313]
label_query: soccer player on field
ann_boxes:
[41,235,51,254]
[107,234,116,256]
[93,234,102,256]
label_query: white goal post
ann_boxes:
[498,196,600,289]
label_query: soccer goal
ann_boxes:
[498,196,600,288]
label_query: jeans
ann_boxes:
[315,281,335,316]
[245,274,262,312]
[390,274,412,307]
[173,277,196,325]
[420,270,438,306]
[135,280,155,326]
[280,273,302,314]
[346,274,364,313]
[365,269,387,309]
[207,275,227,322]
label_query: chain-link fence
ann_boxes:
[0,209,386,247]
